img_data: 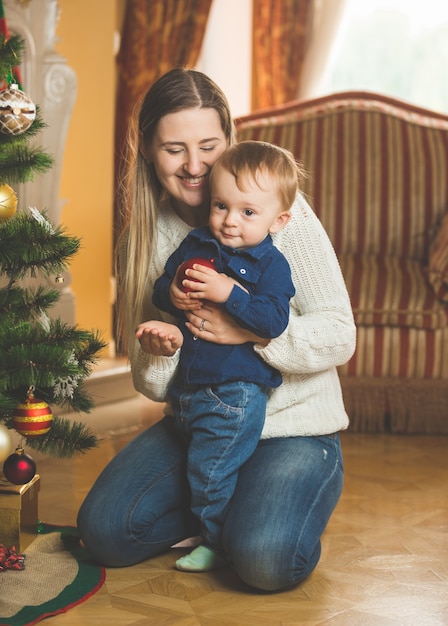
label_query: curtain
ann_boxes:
[297,0,349,98]
[251,0,347,110]
[114,0,212,241]
[252,0,313,110]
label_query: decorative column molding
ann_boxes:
[4,0,77,323]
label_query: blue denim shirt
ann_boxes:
[153,227,295,388]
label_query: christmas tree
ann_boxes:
[0,33,105,474]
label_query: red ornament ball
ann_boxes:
[13,396,53,437]
[176,257,217,293]
[3,447,36,485]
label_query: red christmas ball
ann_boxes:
[12,395,53,437]
[176,257,217,293]
[3,447,36,485]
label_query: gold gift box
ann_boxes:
[0,474,40,551]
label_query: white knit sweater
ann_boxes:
[128,193,356,437]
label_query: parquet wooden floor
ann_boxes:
[30,395,448,625]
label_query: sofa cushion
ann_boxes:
[427,211,448,303]
[339,254,448,330]
[338,326,448,379]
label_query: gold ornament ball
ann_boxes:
[0,183,18,222]
[0,424,12,464]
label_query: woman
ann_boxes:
[77,68,356,592]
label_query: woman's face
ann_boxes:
[148,108,229,225]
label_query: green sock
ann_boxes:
[175,545,227,572]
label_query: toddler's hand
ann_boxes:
[182,265,239,303]
[170,277,203,310]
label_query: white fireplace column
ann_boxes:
[4,0,77,324]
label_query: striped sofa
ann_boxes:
[236,91,448,434]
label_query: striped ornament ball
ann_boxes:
[12,396,53,437]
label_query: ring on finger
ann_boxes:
[199,319,206,332]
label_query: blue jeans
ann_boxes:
[169,380,267,552]
[77,416,343,591]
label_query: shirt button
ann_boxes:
[240,268,246,274]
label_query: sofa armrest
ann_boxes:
[427,211,448,303]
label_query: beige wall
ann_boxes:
[55,1,117,353]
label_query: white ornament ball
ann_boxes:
[0,424,12,463]
[0,84,36,135]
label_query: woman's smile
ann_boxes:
[179,173,208,188]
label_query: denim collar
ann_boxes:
[188,226,273,261]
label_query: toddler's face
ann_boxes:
[209,165,290,250]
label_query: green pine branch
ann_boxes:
[0,319,106,409]
[0,397,15,418]
[0,142,53,184]
[0,284,59,323]
[0,34,24,81]
[0,210,80,281]
[19,415,100,458]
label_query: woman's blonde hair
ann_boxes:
[116,68,234,352]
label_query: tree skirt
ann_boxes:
[0,525,105,626]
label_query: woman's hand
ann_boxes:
[136,320,183,356]
[185,302,269,346]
